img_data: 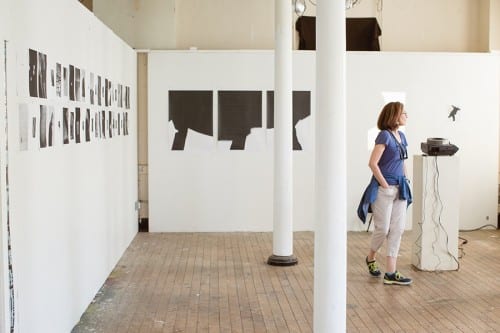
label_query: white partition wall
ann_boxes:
[0,7,9,330]
[148,51,316,232]
[347,52,499,232]
[149,51,498,232]
[2,1,138,332]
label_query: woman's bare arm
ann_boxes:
[368,144,389,188]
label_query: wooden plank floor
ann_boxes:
[72,229,500,332]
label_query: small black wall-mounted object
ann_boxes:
[448,105,460,121]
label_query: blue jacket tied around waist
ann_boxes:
[357,173,412,223]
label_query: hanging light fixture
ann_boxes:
[293,0,306,16]
[294,0,361,16]
[345,0,361,9]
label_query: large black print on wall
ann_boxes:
[267,91,311,150]
[218,91,262,150]
[168,90,213,150]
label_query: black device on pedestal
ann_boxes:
[421,138,459,156]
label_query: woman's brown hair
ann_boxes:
[377,102,404,130]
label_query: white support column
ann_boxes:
[268,0,297,266]
[314,0,347,332]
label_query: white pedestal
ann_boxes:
[411,155,460,271]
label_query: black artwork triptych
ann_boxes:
[168,90,311,151]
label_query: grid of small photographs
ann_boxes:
[20,48,131,151]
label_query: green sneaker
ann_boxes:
[383,271,412,285]
[365,256,381,277]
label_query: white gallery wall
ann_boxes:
[0,0,11,330]
[1,1,138,332]
[94,0,176,50]
[149,50,499,233]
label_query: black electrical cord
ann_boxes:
[415,157,460,271]
[457,224,497,258]
[412,156,428,269]
[459,224,497,232]
[432,156,460,271]
[458,236,468,259]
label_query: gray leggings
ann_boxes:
[370,185,407,257]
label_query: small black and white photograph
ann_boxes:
[63,107,69,144]
[100,111,104,138]
[104,79,108,107]
[56,63,62,97]
[97,75,102,106]
[39,105,47,148]
[63,67,68,97]
[32,116,36,139]
[117,113,121,135]
[30,115,38,150]
[70,111,75,140]
[89,72,94,105]
[102,84,105,106]
[108,111,113,138]
[108,80,112,107]
[19,104,29,151]
[125,86,130,109]
[104,79,111,107]
[101,110,106,138]
[117,84,122,108]
[94,111,101,138]
[48,106,55,147]
[28,49,38,97]
[81,69,86,102]
[94,112,99,138]
[85,109,91,142]
[82,118,85,142]
[75,107,81,143]
[124,112,129,136]
[69,64,75,101]
[75,67,81,101]
[37,51,47,99]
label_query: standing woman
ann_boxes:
[358,101,413,285]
